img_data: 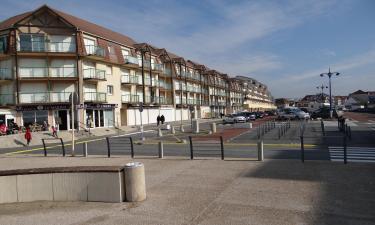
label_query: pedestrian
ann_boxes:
[157,115,161,126]
[51,125,58,138]
[161,115,165,124]
[25,127,32,146]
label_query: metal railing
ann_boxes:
[42,138,66,157]
[84,92,107,102]
[152,63,163,71]
[123,55,139,64]
[84,45,105,57]
[19,92,71,104]
[0,94,14,105]
[19,40,76,53]
[121,75,139,84]
[83,68,106,80]
[122,94,140,103]
[0,68,12,80]
[189,136,224,160]
[164,68,172,76]
[49,67,76,78]
[106,136,134,158]
[19,67,47,78]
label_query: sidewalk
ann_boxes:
[0,118,221,149]
[0,157,374,225]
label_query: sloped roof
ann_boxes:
[0,11,32,30]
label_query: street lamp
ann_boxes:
[316,84,328,102]
[320,68,340,118]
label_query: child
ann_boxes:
[51,126,58,138]
[25,127,32,146]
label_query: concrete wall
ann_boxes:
[0,172,124,204]
[126,107,189,126]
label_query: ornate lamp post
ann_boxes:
[320,68,340,118]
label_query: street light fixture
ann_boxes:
[320,68,340,118]
[316,84,328,102]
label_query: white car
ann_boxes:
[223,114,246,124]
[233,114,246,123]
[278,108,310,120]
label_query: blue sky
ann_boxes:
[1,0,374,98]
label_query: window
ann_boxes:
[0,36,7,53]
[106,66,112,76]
[107,85,113,95]
[19,34,45,52]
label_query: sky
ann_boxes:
[1,0,374,98]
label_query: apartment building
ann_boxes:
[0,5,275,130]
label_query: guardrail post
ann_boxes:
[343,135,347,164]
[83,142,88,157]
[220,136,224,160]
[106,137,111,158]
[158,141,164,158]
[300,136,305,163]
[60,138,65,157]
[257,139,264,161]
[189,136,193,160]
[42,139,47,157]
[130,137,135,158]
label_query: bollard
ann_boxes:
[348,126,352,140]
[193,119,200,133]
[300,136,304,163]
[158,128,163,137]
[257,140,264,161]
[278,127,281,139]
[343,135,347,164]
[158,141,164,158]
[171,126,175,134]
[124,162,146,202]
[249,123,253,129]
[180,125,185,133]
[257,127,260,139]
[211,123,216,133]
[83,142,88,157]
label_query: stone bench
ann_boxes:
[0,166,126,204]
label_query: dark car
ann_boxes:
[255,112,264,119]
[311,107,339,119]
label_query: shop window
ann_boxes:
[22,111,48,127]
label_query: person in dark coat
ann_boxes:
[160,115,165,124]
[25,127,32,146]
[157,115,161,126]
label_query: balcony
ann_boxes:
[123,55,139,66]
[152,63,163,71]
[163,68,172,76]
[18,67,77,79]
[0,68,12,80]
[158,81,172,90]
[0,94,14,105]
[19,40,76,53]
[83,68,106,81]
[49,67,76,78]
[175,98,187,105]
[84,45,105,58]
[122,94,140,104]
[84,92,107,102]
[121,75,139,85]
[19,92,71,104]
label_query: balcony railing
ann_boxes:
[122,94,140,103]
[19,40,76,53]
[84,45,105,57]
[152,63,163,71]
[50,67,76,78]
[158,81,172,90]
[164,68,172,76]
[124,55,139,65]
[19,92,71,104]
[0,68,12,80]
[0,94,14,105]
[19,67,47,78]
[84,92,107,102]
[175,98,187,105]
[121,75,139,84]
[83,68,106,80]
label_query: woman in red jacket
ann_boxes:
[25,127,32,146]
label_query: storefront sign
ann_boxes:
[16,104,70,111]
[82,104,118,109]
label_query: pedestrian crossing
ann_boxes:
[328,146,375,163]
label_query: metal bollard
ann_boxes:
[278,126,281,139]
[158,128,163,137]
[257,140,264,161]
[171,126,175,134]
[249,123,252,129]
[300,136,305,163]
[180,125,185,133]
[348,126,352,140]
[83,142,88,157]
[210,123,216,133]
[343,135,347,164]
[158,141,164,158]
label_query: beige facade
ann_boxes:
[0,5,275,130]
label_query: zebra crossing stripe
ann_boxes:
[328,146,375,163]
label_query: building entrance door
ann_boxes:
[57,110,68,130]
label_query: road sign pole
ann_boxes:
[71,93,75,156]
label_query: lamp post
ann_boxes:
[320,68,340,118]
[316,84,328,102]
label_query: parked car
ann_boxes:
[223,115,235,124]
[222,114,246,124]
[278,107,310,120]
[238,112,256,121]
[233,114,246,123]
[255,112,264,119]
[311,107,343,119]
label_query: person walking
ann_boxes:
[161,115,165,124]
[51,125,58,138]
[25,127,32,146]
[157,115,161,126]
